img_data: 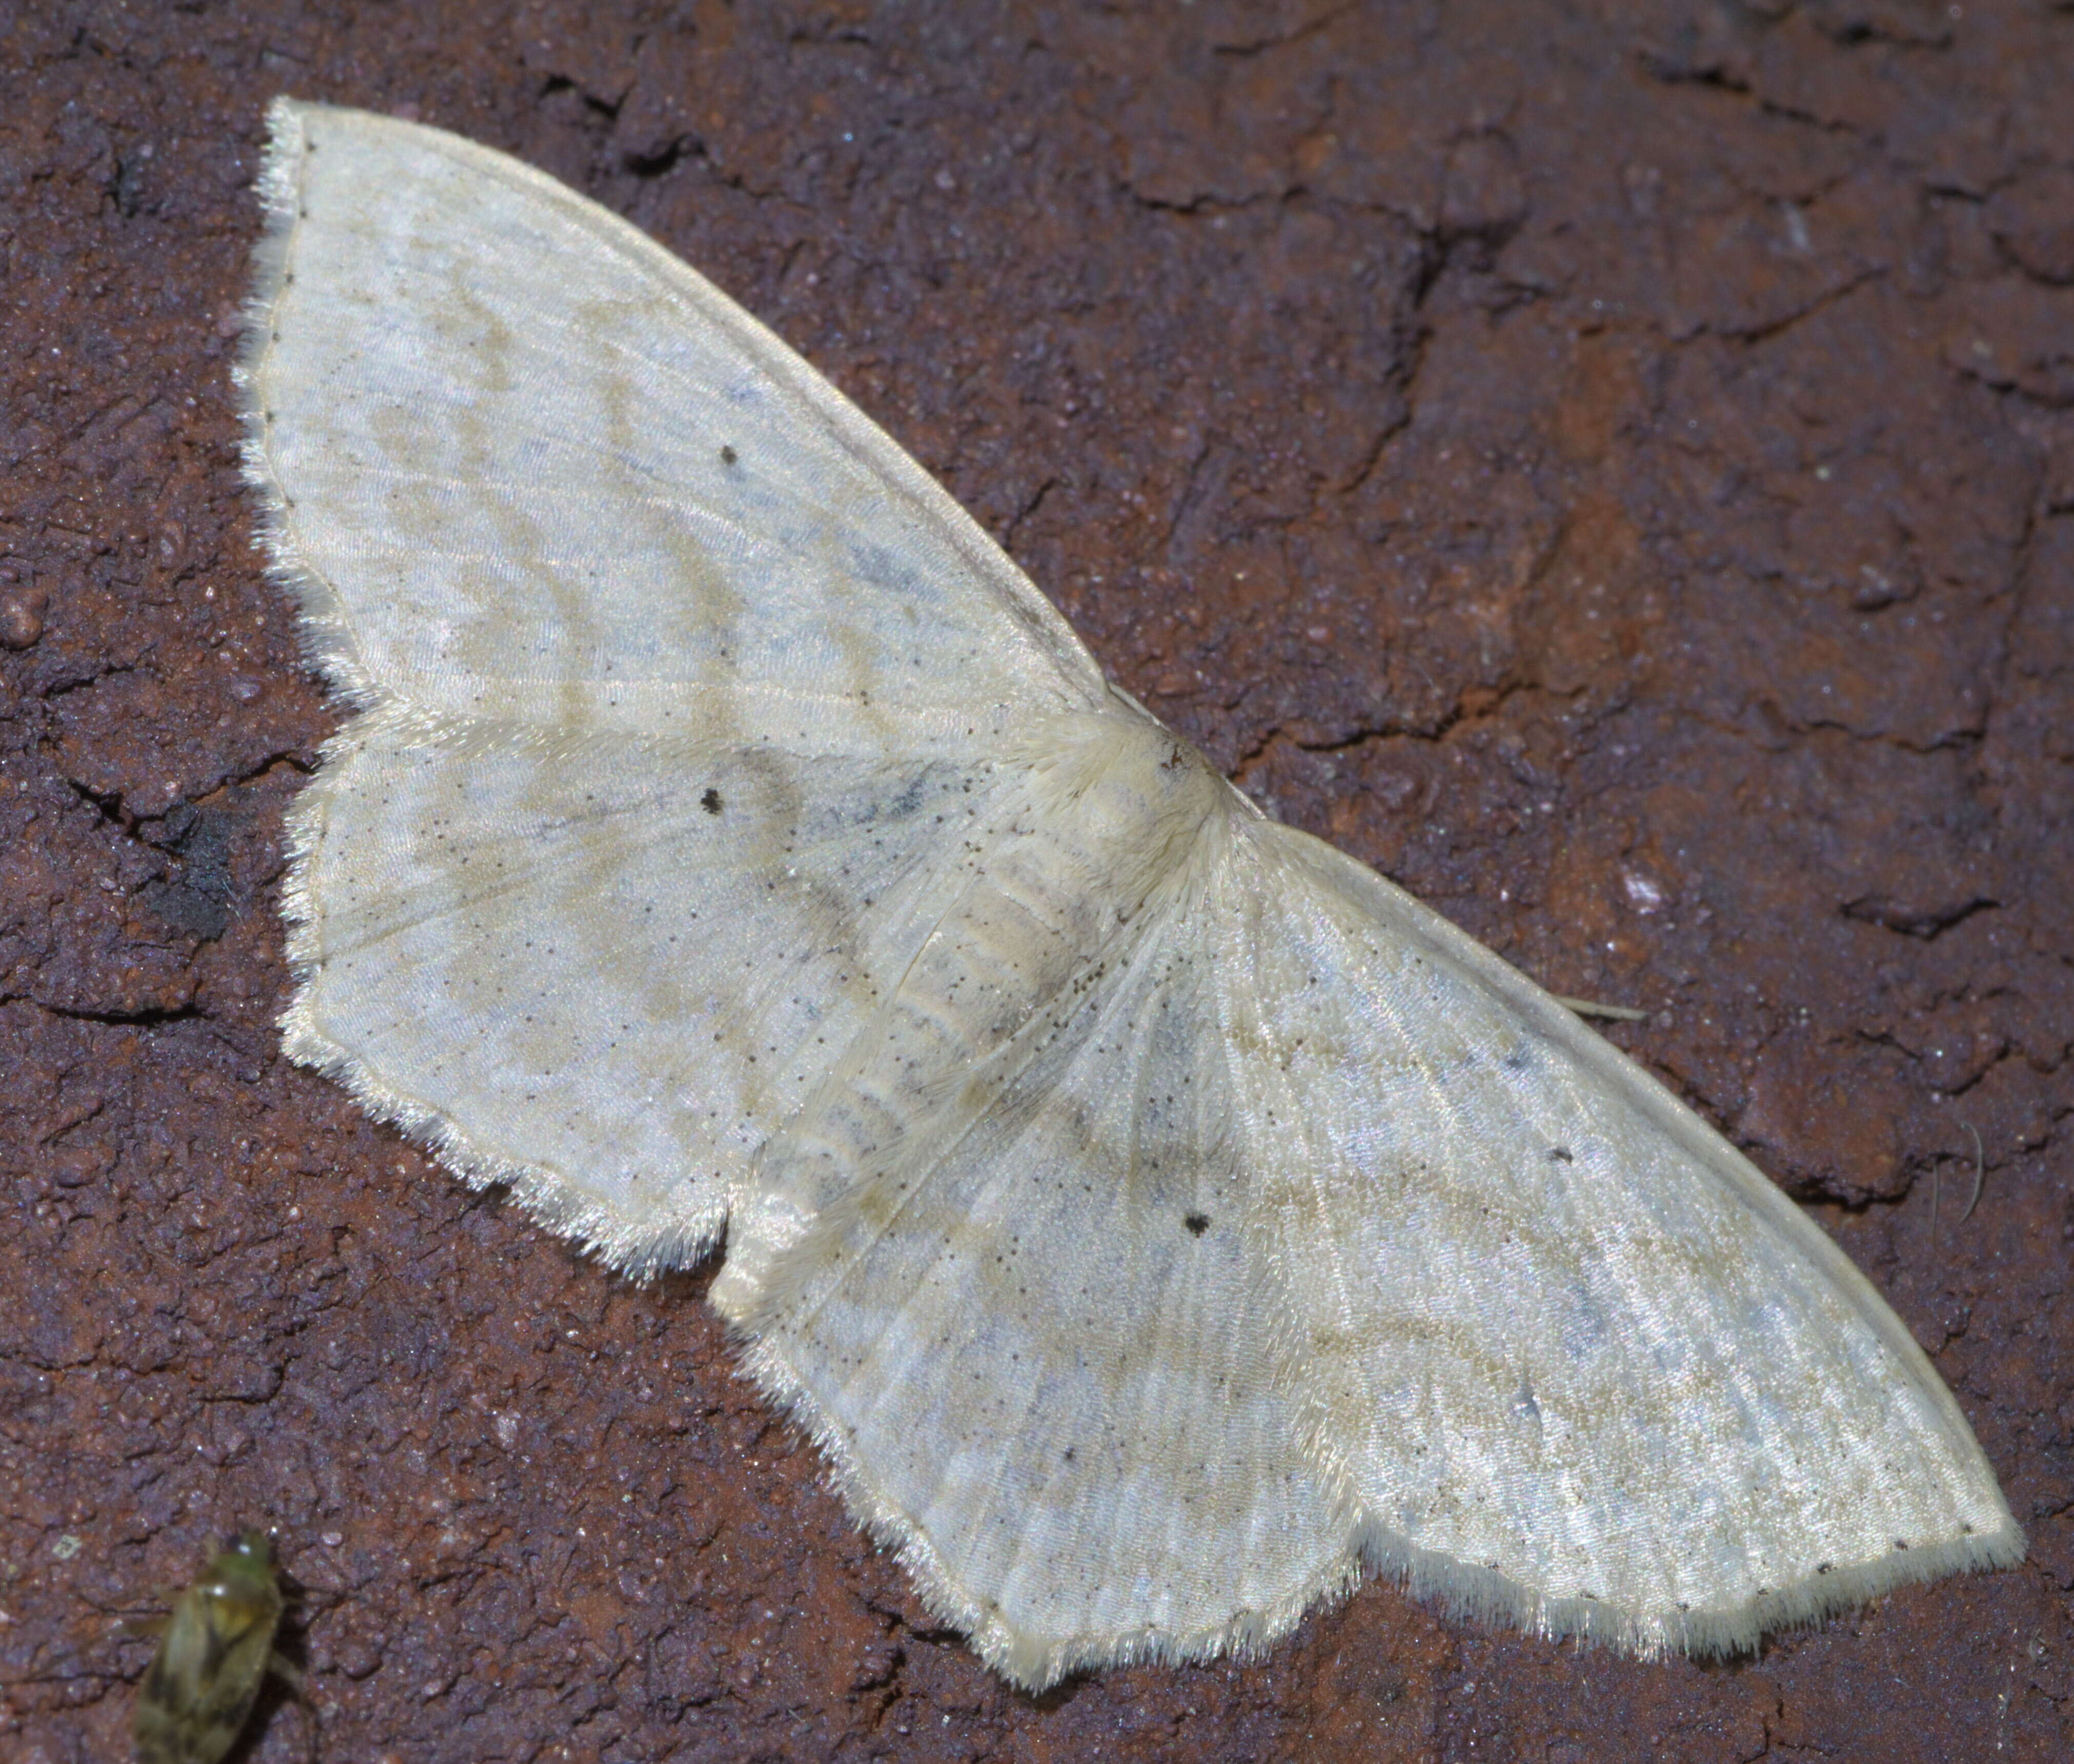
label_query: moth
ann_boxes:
[131,1530,299,1764]
[237,97,2021,1689]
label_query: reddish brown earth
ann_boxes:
[4,3,2071,1760]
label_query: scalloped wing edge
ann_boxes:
[273,716,732,1277]
[734,1323,2026,1690]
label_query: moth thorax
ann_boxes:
[1021,710,1225,904]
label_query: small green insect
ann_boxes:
[132,1529,301,1764]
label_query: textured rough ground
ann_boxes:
[3,3,2069,1761]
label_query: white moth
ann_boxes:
[238,97,2021,1690]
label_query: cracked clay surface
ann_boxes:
[4,3,2071,1760]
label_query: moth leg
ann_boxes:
[1552,992,1650,1021]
